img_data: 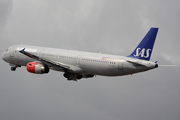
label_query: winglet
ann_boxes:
[20,48,26,53]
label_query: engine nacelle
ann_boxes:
[26,62,49,74]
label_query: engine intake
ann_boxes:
[26,62,49,74]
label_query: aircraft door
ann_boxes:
[76,55,81,67]
[10,46,15,58]
[118,60,124,70]
[39,49,45,58]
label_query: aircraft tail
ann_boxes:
[128,27,158,61]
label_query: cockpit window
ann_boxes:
[6,49,9,52]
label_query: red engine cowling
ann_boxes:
[26,62,49,74]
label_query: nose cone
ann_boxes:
[2,52,6,61]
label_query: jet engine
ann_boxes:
[26,62,49,74]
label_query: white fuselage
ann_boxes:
[2,45,157,77]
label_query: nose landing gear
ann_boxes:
[11,67,16,71]
[10,65,21,71]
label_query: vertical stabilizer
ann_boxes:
[128,27,158,61]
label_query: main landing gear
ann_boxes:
[63,72,83,81]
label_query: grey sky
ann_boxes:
[0,0,180,120]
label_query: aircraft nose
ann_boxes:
[1,52,6,61]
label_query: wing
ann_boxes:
[19,48,83,73]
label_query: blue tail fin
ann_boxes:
[128,27,158,61]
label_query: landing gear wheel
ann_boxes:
[11,67,16,71]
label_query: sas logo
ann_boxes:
[133,48,151,58]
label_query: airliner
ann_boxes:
[2,28,159,81]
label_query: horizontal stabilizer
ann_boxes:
[126,60,146,66]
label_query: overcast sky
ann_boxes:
[0,0,180,120]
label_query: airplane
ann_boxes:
[2,27,159,81]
